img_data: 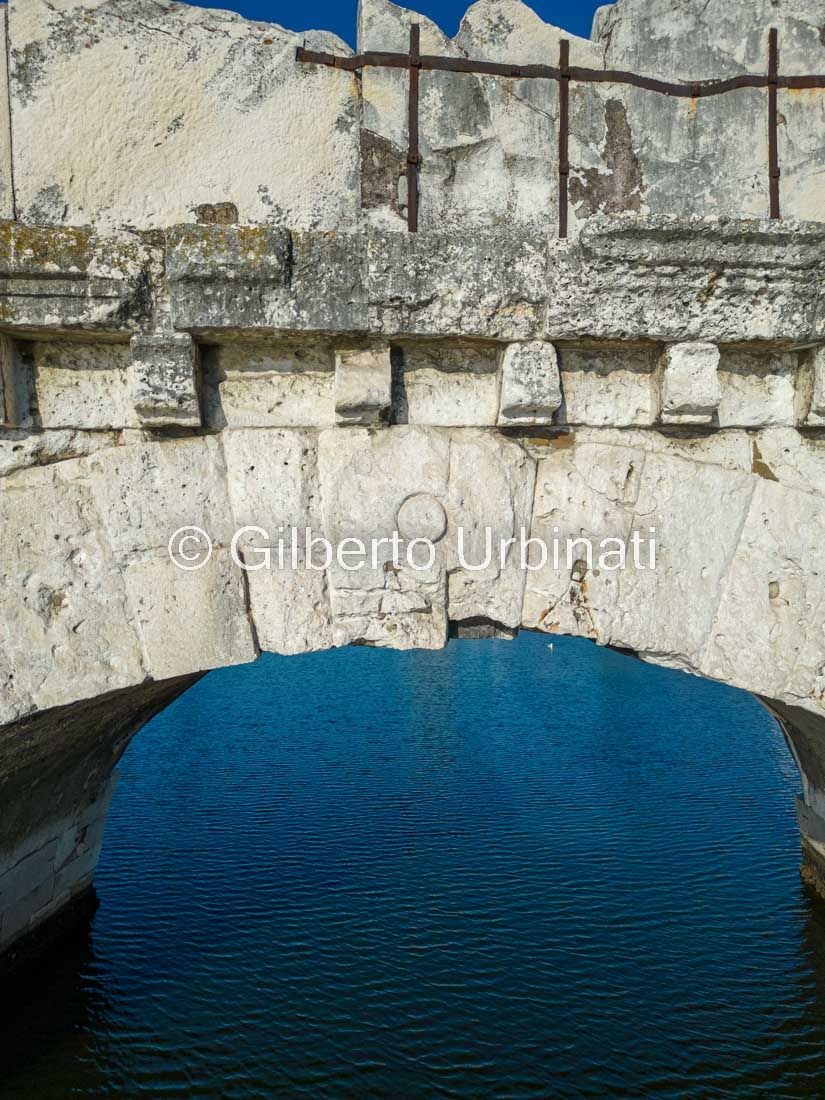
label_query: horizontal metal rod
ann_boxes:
[296,46,825,96]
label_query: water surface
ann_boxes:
[4,635,825,1098]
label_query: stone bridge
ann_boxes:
[3,0,825,966]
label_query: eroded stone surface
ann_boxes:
[658,342,721,426]
[130,335,201,429]
[498,342,562,427]
[334,346,392,426]
[9,0,360,232]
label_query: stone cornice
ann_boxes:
[0,217,821,346]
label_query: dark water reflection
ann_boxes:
[4,635,825,1098]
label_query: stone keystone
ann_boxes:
[657,342,721,426]
[498,341,562,427]
[129,334,202,428]
[334,347,392,426]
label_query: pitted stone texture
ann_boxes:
[717,349,797,428]
[701,479,825,711]
[0,460,147,726]
[558,345,658,427]
[223,428,333,656]
[498,341,562,426]
[368,230,546,340]
[9,0,360,233]
[205,343,335,430]
[122,549,256,681]
[334,347,392,426]
[359,0,601,233]
[318,425,451,649]
[444,431,536,630]
[595,0,825,224]
[129,334,201,429]
[29,342,137,431]
[0,223,154,334]
[658,342,721,426]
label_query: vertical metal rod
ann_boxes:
[768,27,781,220]
[407,24,421,233]
[558,39,570,239]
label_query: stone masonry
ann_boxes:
[3,0,825,965]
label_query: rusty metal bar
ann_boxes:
[296,45,825,93]
[558,40,570,240]
[768,28,781,219]
[296,25,824,233]
[407,24,421,233]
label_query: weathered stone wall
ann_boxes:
[2,210,825,954]
[2,0,823,233]
[3,0,825,965]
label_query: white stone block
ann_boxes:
[32,341,137,430]
[658,342,721,426]
[10,0,360,232]
[130,334,201,428]
[334,347,392,426]
[498,342,562,426]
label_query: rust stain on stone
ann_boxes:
[751,441,778,482]
[569,100,644,218]
[361,129,406,216]
[194,202,239,226]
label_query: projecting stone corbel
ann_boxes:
[497,341,562,426]
[129,334,202,428]
[334,346,392,426]
[657,341,721,426]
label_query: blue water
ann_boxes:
[4,634,825,1098]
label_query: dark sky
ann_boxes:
[184,0,606,46]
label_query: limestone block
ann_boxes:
[31,341,138,431]
[359,0,600,233]
[558,346,658,427]
[9,0,360,232]
[596,0,825,223]
[318,426,451,649]
[0,429,121,480]
[701,479,825,710]
[129,334,201,429]
[658,342,721,426]
[222,429,333,655]
[122,549,257,681]
[334,347,392,426]
[522,441,643,642]
[0,461,146,725]
[205,343,334,429]
[397,369,500,426]
[803,347,825,427]
[611,453,756,669]
[717,350,796,428]
[86,437,236,559]
[498,342,562,426]
[0,224,155,334]
[168,227,369,335]
[368,229,546,341]
[444,431,536,629]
